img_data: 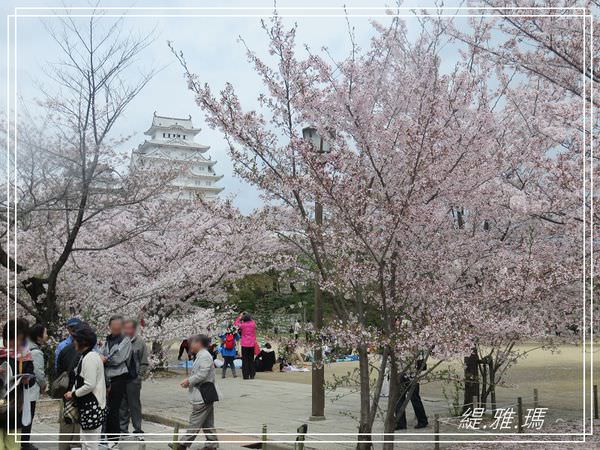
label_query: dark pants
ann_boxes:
[120,380,143,434]
[222,356,236,378]
[21,401,36,447]
[395,382,428,429]
[241,346,255,380]
[106,374,128,441]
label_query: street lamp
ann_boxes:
[302,126,330,154]
[302,126,328,421]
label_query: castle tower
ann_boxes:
[131,112,224,200]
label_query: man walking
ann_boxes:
[395,351,429,430]
[394,374,429,430]
[172,335,218,449]
[100,315,132,446]
[120,320,149,439]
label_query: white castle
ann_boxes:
[131,113,224,200]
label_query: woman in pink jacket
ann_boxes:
[234,313,257,379]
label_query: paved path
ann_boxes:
[29,372,450,449]
[27,364,588,449]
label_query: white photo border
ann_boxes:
[5,4,594,446]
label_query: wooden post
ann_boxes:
[262,423,268,450]
[172,424,180,448]
[594,385,599,420]
[517,397,523,433]
[434,414,440,450]
[533,388,539,408]
[472,395,477,409]
[295,424,308,450]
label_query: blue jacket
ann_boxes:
[218,332,239,357]
[54,336,73,369]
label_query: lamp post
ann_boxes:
[302,126,328,421]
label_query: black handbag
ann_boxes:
[198,382,219,403]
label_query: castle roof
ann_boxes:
[144,112,201,136]
[138,139,210,152]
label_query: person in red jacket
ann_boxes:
[234,313,257,380]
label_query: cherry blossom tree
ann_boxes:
[0,14,289,353]
[458,0,598,105]
[58,200,289,364]
[176,10,583,447]
[0,14,162,336]
[449,0,596,412]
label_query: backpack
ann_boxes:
[224,333,235,350]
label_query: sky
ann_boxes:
[0,0,463,213]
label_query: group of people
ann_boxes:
[0,312,426,450]
[179,313,276,381]
[1,315,148,450]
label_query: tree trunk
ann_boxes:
[463,348,479,413]
[357,344,373,450]
[357,423,372,450]
[480,360,488,410]
[43,291,61,338]
[21,276,59,333]
[356,349,389,450]
[382,355,399,450]
[151,340,167,370]
[489,362,497,413]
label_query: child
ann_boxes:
[218,327,239,379]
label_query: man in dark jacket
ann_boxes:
[100,315,131,444]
